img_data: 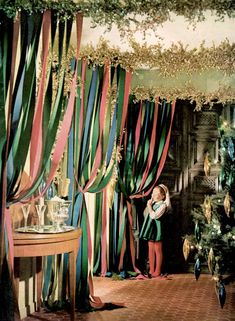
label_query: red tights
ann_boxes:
[148,240,163,277]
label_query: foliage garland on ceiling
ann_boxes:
[79,39,235,76]
[0,0,235,33]
[49,39,235,109]
[76,39,235,109]
[131,85,235,111]
[1,0,235,108]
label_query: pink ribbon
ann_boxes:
[79,59,87,141]
[101,189,107,276]
[30,10,51,182]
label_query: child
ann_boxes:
[139,184,171,277]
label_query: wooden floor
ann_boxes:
[23,273,235,321]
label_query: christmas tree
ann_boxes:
[183,112,235,308]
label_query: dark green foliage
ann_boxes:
[191,197,235,279]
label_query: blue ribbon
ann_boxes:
[80,67,99,171]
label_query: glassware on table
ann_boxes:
[21,204,31,231]
[35,204,47,231]
[56,201,71,229]
[46,199,71,231]
[46,200,60,230]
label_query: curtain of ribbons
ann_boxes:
[0,10,83,320]
[0,7,176,317]
[67,64,132,308]
[66,83,175,291]
[112,97,176,274]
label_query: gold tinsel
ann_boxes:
[203,196,212,223]
[79,39,235,77]
[130,85,235,110]
[76,39,235,109]
[224,192,231,217]
[106,142,120,209]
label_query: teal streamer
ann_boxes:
[42,255,53,300]
[72,192,83,227]
[79,67,99,172]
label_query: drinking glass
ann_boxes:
[21,204,31,231]
[47,200,60,230]
[35,204,47,230]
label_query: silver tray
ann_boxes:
[14,225,75,234]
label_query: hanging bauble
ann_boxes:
[203,196,212,223]
[194,258,201,281]
[183,238,191,261]
[223,192,231,217]
[227,137,234,161]
[215,281,226,308]
[207,248,215,275]
[194,220,201,242]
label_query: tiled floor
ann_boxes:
[23,273,235,321]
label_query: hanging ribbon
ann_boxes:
[134,101,142,156]
[116,99,176,273]
[138,98,159,191]
[79,63,110,194]
[1,13,20,268]
[4,209,14,272]
[130,100,176,199]
[137,100,176,198]
[41,13,83,195]
[118,71,132,147]
[30,10,51,182]
[118,201,140,273]
[0,14,22,320]
[101,189,107,276]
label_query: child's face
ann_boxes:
[152,187,165,202]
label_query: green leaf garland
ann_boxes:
[0,0,235,33]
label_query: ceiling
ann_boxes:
[77,11,235,50]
